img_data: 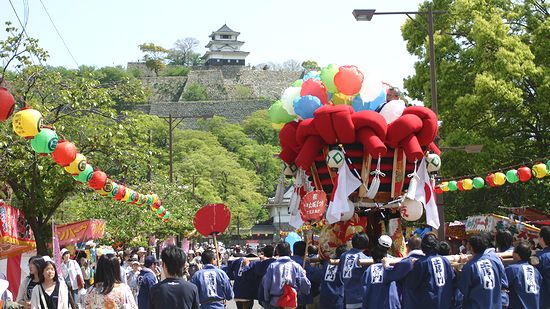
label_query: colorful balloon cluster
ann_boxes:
[435,161,549,194]
[268,65,396,129]
[1,87,169,222]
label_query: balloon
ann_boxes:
[365,88,387,111]
[303,71,320,81]
[448,181,458,191]
[517,166,532,182]
[292,79,303,87]
[463,179,473,190]
[271,123,285,130]
[359,76,385,102]
[280,87,301,115]
[52,141,77,167]
[457,180,464,191]
[30,129,58,154]
[0,87,16,122]
[64,153,87,175]
[320,64,339,93]
[88,170,108,190]
[473,177,485,189]
[426,153,441,172]
[400,198,423,221]
[440,182,449,192]
[300,78,328,105]
[486,173,496,187]
[532,163,548,179]
[268,100,295,124]
[12,107,43,138]
[73,164,93,183]
[505,169,519,183]
[326,149,345,169]
[351,95,368,111]
[334,65,364,95]
[293,95,322,119]
[494,172,506,186]
[331,92,353,105]
[285,232,302,252]
[379,100,406,124]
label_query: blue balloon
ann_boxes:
[303,70,320,81]
[285,232,302,252]
[294,95,322,119]
[327,92,334,101]
[366,89,387,111]
[352,95,369,112]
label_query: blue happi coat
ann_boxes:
[226,258,257,300]
[505,261,542,309]
[458,254,504,309]
[319,261,344,309]
[383,250,425,307]
[191,264,234,309]
[484,248,509,307]
[362,263,400,309]
[537,247,550,309]
[262,256,311,307]
[338,248,371,308]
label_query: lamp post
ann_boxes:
[353,5,447,238]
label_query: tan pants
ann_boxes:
[306,295,320,309]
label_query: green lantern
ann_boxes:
[506,169,519,183]
[156,206,165,215]
[146,195,153,206]
[108,183,119,197]
[448,181,458,191]
[473,177,485,189]
[162,211,171,219]
[73,164,93,183]
[30,128,58,154]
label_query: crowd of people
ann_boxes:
[0,225,549,309]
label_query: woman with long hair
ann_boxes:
[30,258,69,309]
[86,254,136,309]
[16,256,42,308]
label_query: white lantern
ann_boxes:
[426,153,441,173]
[400,198,423,221]
[326,149,345,169]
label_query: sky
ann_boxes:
[1,0,427,90]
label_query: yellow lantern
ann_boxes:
[121,189,133,202]
[440,181,449,192]
[64,153,87,175]
[462,178,473,190]
[494,172,507,186]
[151,193,159,204]
[12,107,43,138]
[532,163,548,179]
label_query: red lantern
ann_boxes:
[486,173,496,187]
[130,193,140,204]
[0,87,16,121]
[434,185,443,194]
[151,202,161,210]
[88,170,108,190]
[517,166,532,182]
[114,185,126,201]
[52,141,77,166]
[457,180,464,191]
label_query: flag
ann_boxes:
[415,158,440,229]
[327,163,361,224]
[52,221,62,275]
[289,169,306,229]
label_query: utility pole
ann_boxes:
[147,129,152,182]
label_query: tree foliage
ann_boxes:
[138,43,168,76]
[167,37,203,66]
[402,0,549,219]
[301,60,320,71]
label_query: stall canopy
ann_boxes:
[0,202,36,259]
[501,207,550,226]
[55,219,105,246]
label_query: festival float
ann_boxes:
[269,65,442,258]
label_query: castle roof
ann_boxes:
[216,24,237,33]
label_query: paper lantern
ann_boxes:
[448,181,458,191]
[114,184,126,201]
[145,195,153,206]
[12,107,43,138]
[126,191,138,204]
[494,172,506,186]
[440,182,449,192]
[121,189,133,202]
[88,170,107,190]
[64,154,87,175]
[532,163,548,179]
[102,179,114,195]
[151,202,161,210]
[108,183,119,197]
[462,179,473,190]
[151,194,159,204]
[426,153,441,173]
[486,174,496,187]
[473,177,485,189]
[52,141,77,166]
[73,164,93,183]
[505,169,519,183]
[434,186,443,194]
[30,129,58,154]
[0,87,16,121]
[326,149,345,169]
[400,199,423,221]
[517,167,532,182]
[162,211,171,220]
[547,160,550,172]
[156,206,165,215]
[457,180,464,191]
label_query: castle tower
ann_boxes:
[203,24,249,66]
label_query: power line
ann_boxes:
[37,0,79,68]
[6,0,42,66]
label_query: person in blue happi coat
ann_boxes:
[254,245,277,308]
[505,241,542,309]
[226,254,257,309]
[319,245,348,309]
[138,256,159,309]
[536,226,550,309]
[402,233,455,308]
[480,231,510,307]
[339,232,371,309]
[290,241,322,309]
[191,250,234,309]
[458,234,506,309]
[361,235,400,309]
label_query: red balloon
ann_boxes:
[457,180,464,191]
[0,87,16,121]
[486,173,496,187]
[517,166,532,182]
[114,185,126,201]
[300,79,329,105]
[334,65,364,95]
[88,170,107,190]
[52,141,77,166]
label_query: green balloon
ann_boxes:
[30,128,58,154]
[506,169,519,183]
[73,164,93,183]
[448,181,458,191]
[268,100,295,124]
[473,177,485,189]
[320,64,339,93]
[292,79,303,87]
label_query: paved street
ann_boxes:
[225,300,263,309]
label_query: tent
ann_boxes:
[0,201,36,259]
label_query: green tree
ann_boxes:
[402,0,550,218]
[301,60,320,71]
[167,37,203,66]
[138,43,168,76]
[182,83,208,101]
